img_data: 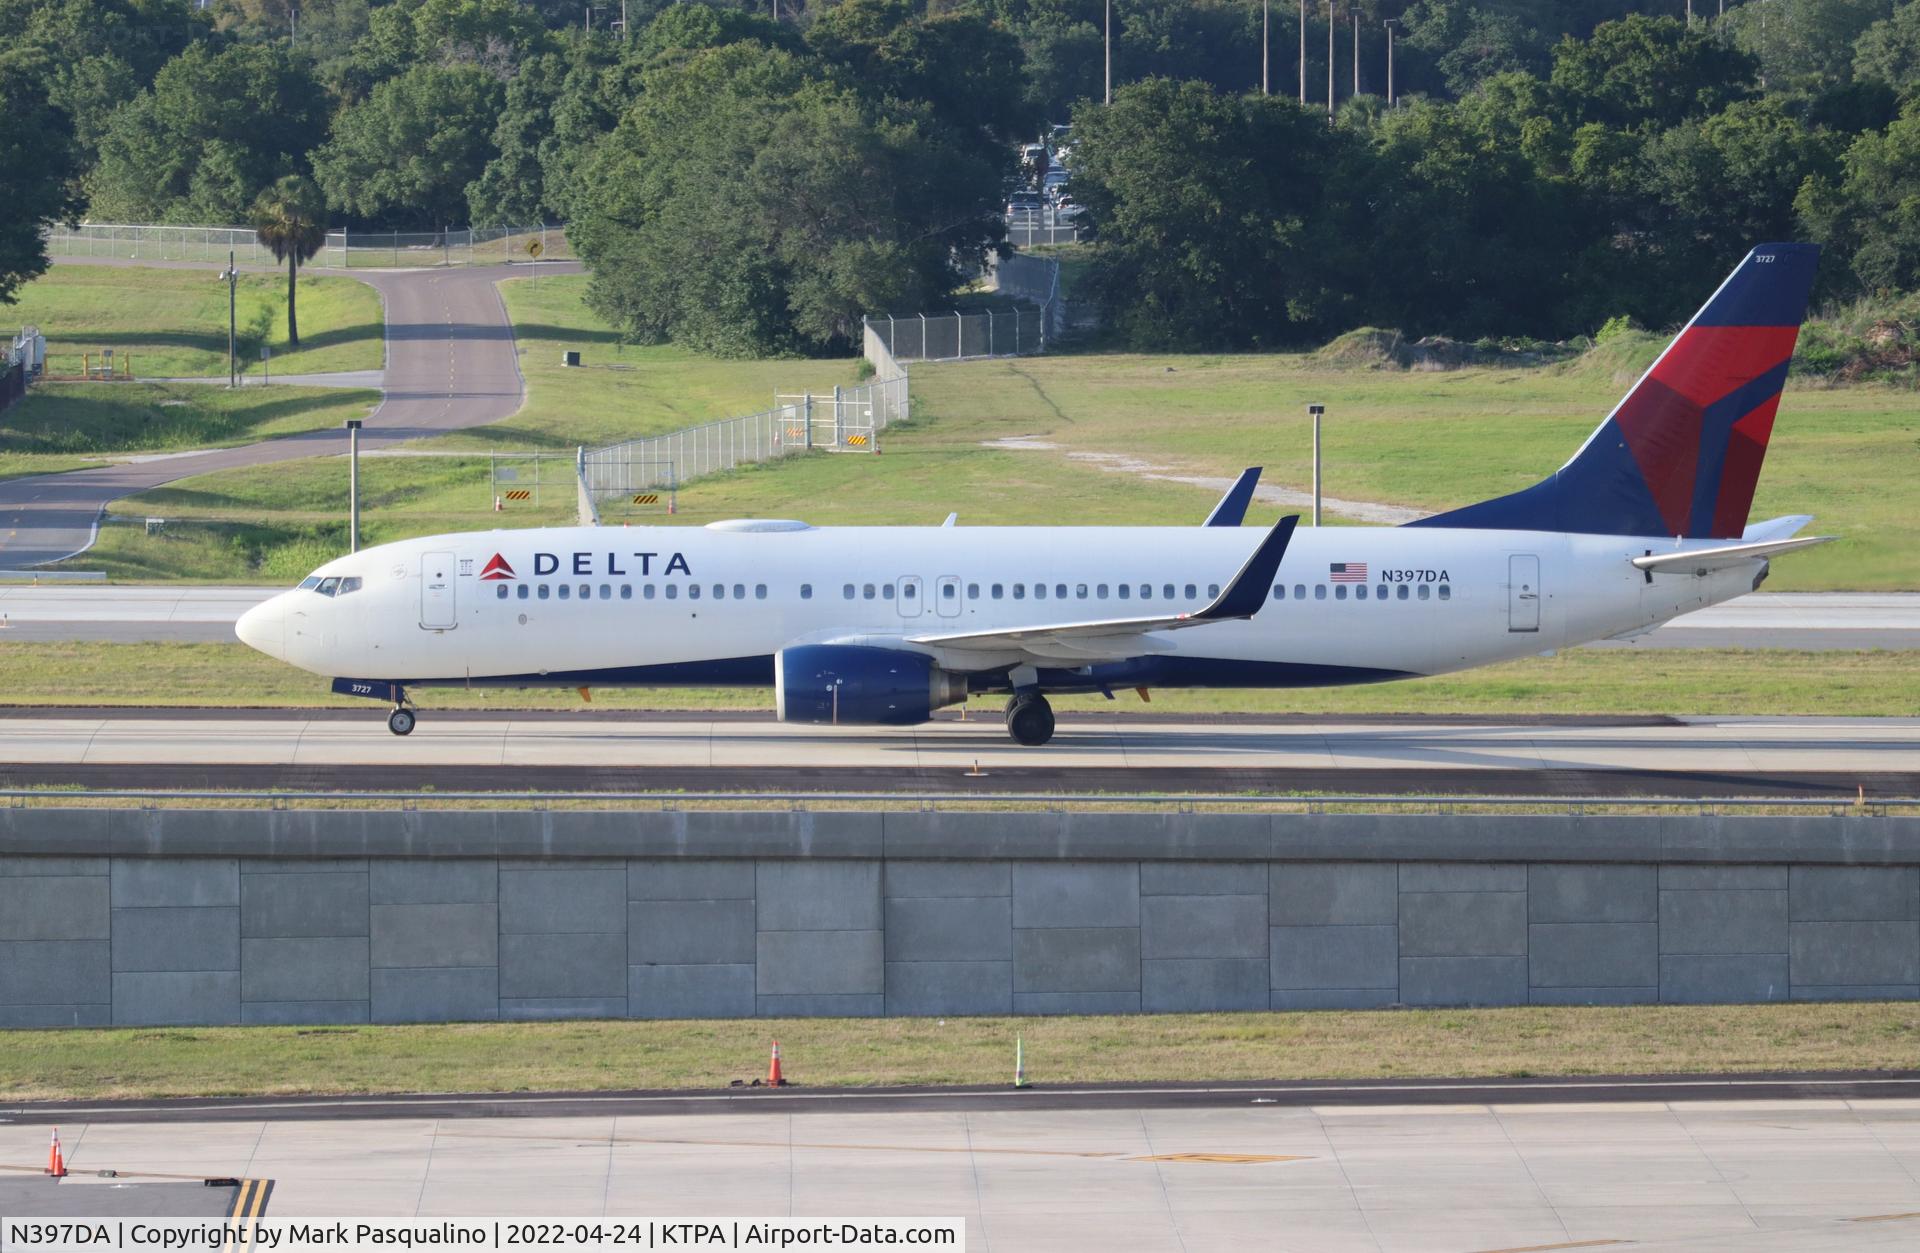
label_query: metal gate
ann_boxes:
[1508,554,1540,633]
[421,551,457,630]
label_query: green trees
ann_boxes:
[570,42,1006,355]
[1068,78,1354,348]
[1800,101,1920,292]
[88,42,327,222]
[251,174,329,347]
[313,64,505,227]
[0,48,84,305]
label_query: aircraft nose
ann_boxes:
[235,595,286,660]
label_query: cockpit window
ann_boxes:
[337,577,363,596]
[298,576,322,590]
[315,577,340,597]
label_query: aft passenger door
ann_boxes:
[421,551,457,630]
[935,576,962,618]
[897,575,924,619]
[1507,554,1540,633]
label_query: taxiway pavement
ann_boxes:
[4,1095,1920,1249]
[0,712,1913,796]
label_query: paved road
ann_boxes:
[0,713,1914,796]
[4,1095,1920,1246]
[4,586,1918,647]
[0,260,569,569]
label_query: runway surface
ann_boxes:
[5,1092,1920,1248]
[0,711,1914,796]
[2,588,1915,646]
[0,259,565,569]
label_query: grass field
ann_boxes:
[422,275,861,450]
[2,383,378,457]
[3,641,1913,716]
[14,264,384,379]
[1,1002,1915,1101]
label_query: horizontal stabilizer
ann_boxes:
[1204,468,1262,527]
[1630,534,1833,574]
[911,515,1299,653]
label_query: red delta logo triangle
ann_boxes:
[480,553,516,581]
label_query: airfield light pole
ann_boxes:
[1308,404,1325,527]
[345,418,363,553]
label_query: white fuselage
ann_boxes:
[235,521,1763,691]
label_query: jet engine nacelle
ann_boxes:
[775,645,968,726]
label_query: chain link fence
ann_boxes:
[46,223,572,268]
[862,307,1046,362]
[579,370,908,520]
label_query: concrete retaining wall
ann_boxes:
[1,810,1916,1026]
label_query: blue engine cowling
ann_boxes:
[775,645,969,726]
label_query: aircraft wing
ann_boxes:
[1203,468,1262,527]
[1631,534,1834,574]
[908,515,1298,654]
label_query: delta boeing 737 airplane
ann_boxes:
[236,244,1831,746]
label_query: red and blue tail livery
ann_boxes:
[1411,243,1819,539]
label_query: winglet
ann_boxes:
[1203,468,1263,527]
[1195,514,1299,621]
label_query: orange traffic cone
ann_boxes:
[768,1039,786,1087]
[47,1128,65,1178]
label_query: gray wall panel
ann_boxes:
[1790,867,1918,922]
[371,968,499,1023]
[629,860,755,902]
[1400,956,1528,1006]
[1528,865,1656,923]
[630,964,756,1019]
[1012,927,1140,994]
[1659,954,1790,1004]
[1660,890,1788,956]
[0,878,109,941]
[1270,863,1396,925]
[112,972,240,1026]
[1791,921,1920,987]
[1143,958,1267,1012]
[1012,863,1139,929]
[884,897,1012,963]
[0,941,110,1005]
[499,866,624,934]
[1140,895,1265,960]
[111,907,238,973]
[241,872,368,939]
[885,961,1012,1016]
[498,932,626,1000]
[370,903,498,970]
[240,937,370,1002]
[1529,923,1657,989]
[630,899,755,966]
[756,930,883,996]
[369,861,496,906]
[1399,891,1527,958]
[1271,925,1398,991]
[757,862,882,932]
[111,859,238,908]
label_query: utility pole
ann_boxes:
[1385,19,1398,106]
[1327,0,1335,120]
[1262,0,1269,95]
[221,250,237,388]
[1299,0,1306,104]
[1104,0,1112,104]
[1352,9,1359,97]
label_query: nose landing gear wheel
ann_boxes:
[387,707,416,737]
[1005,693,1055,746]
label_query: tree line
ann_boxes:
[6,1,1920,354]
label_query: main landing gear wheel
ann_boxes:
[1005,693,1056,746]
[387,707,416,737]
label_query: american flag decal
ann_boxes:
[1329,562,1368,583]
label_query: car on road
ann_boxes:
[1006,190,1043,217]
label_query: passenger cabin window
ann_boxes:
[689,585,702,600]
[754,584,766,599]
[1076,584,1088,599]
[1055,583,1067,599]
[1438,585,1451,600]
[1294,584,1306,599]
[881,584,894,599]
[967,583,980,599]
[621,585,633,600]
[711,584,723,600]
[1208,584,1220,598]
[599,584,611,599]
[991,584,1004,599]
[1418,585,1430,600]
[735,583,747,600]
[1163,584,1174,600]
[665,585,679,599]
[1272,585,1283,601]
[1097,584,1109,598]
[1033,583,1045,600]
[496,584,509,599]
[644,585,657,599]
[558,585,571,601]
[1118,585,1130,600]
[1397,585,1409,600]
[538,585,550,600]
[1013,584,1025,600]
[863,583,876,600]
[1185,584,1197,599]
[1335,585,1347,600]
[517,584,529,600]
[801,584,813,599]
[844,584,855,599]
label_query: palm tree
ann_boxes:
[251,175,328,349]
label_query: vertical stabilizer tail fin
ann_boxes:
[1409,243,1819,539]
